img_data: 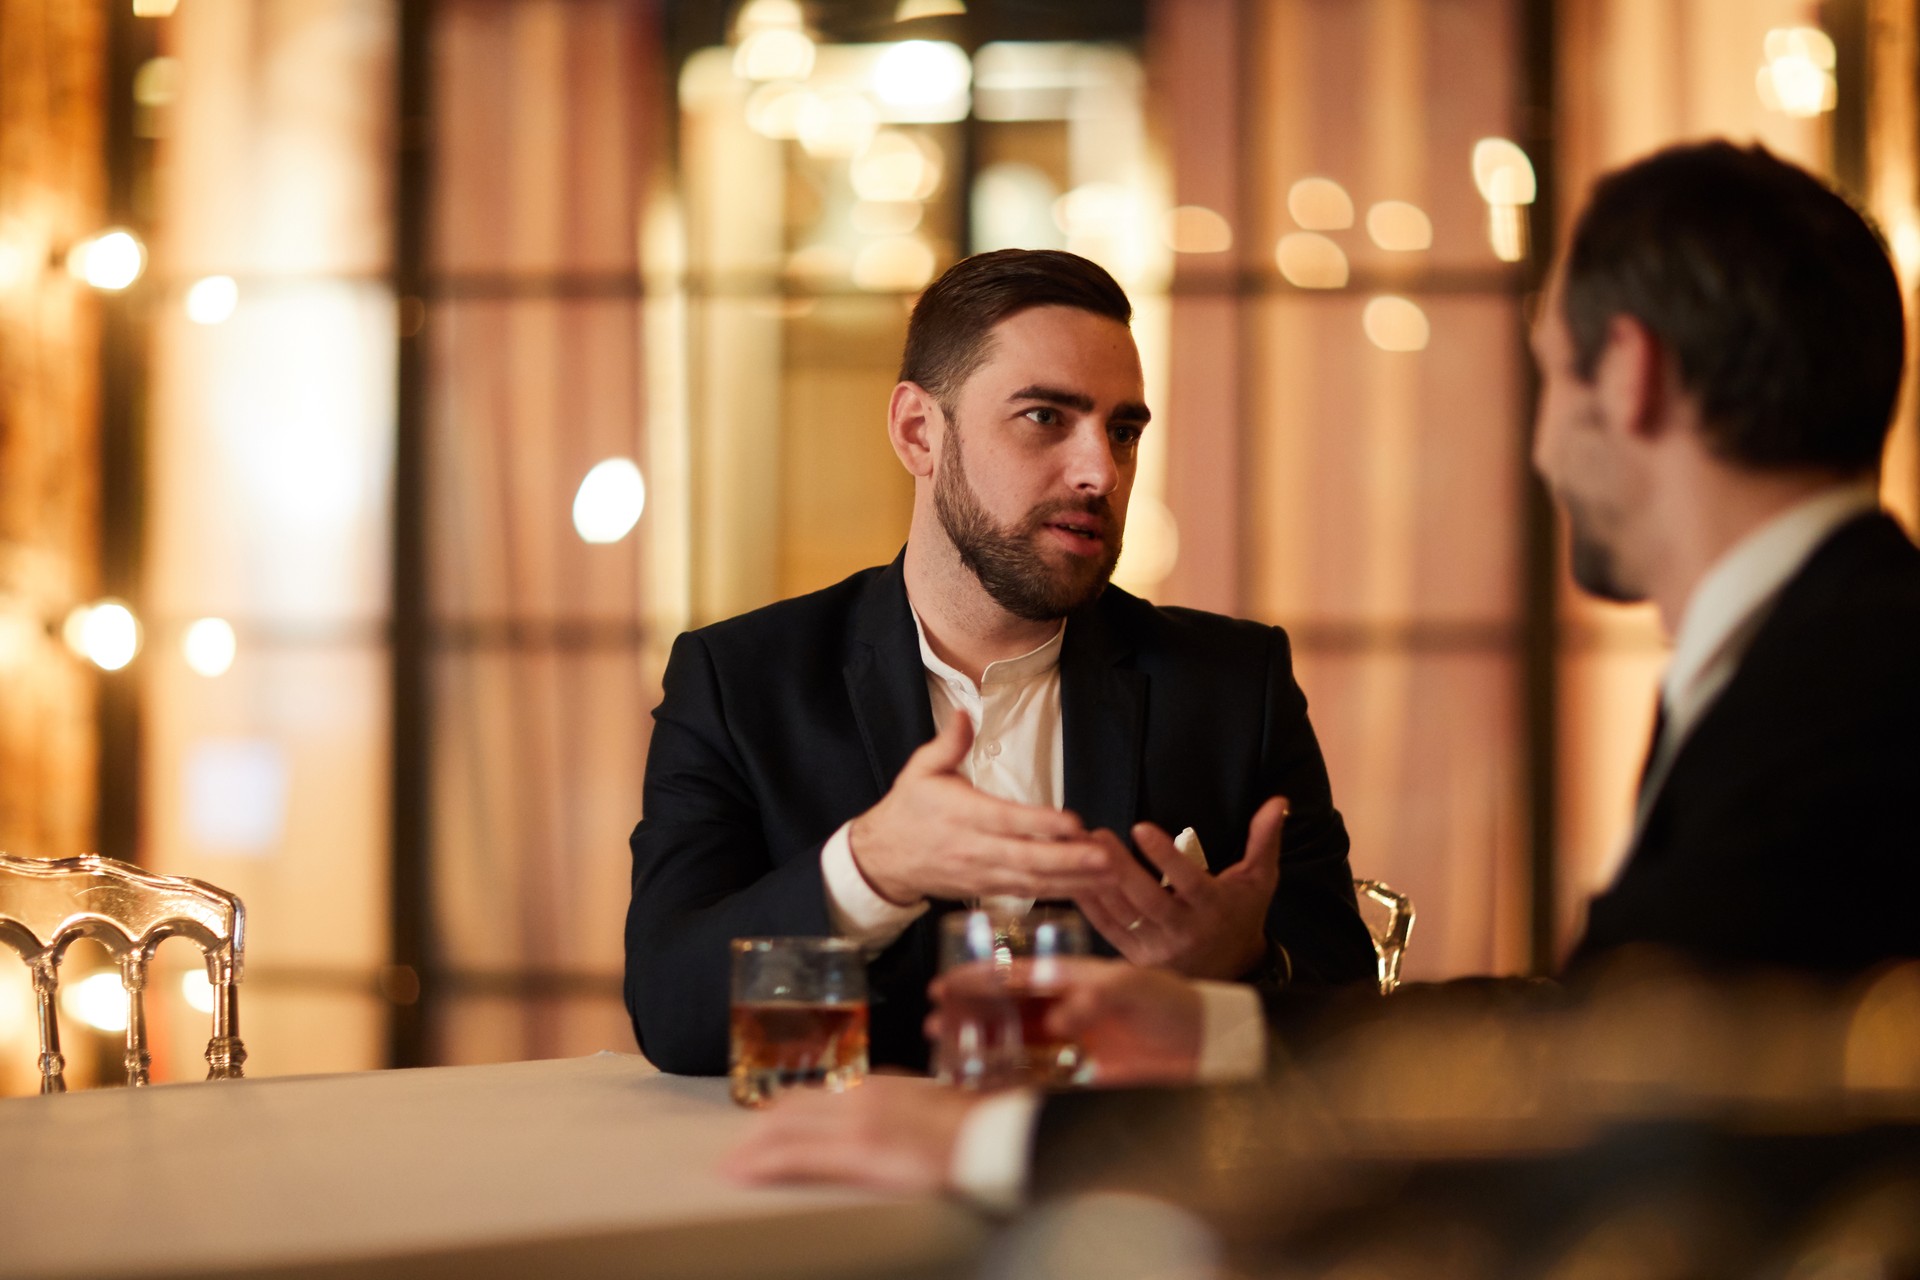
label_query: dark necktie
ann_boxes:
[1635,699,1668,804]
[1628,697,1674,845]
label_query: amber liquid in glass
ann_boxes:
[729,1000,869,1107]
[937,965,1081,1089]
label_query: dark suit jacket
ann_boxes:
[1569,510,1920,973]
[624,555,1377,1074]
[1026,513,1920,1215]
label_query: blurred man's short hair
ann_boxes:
[1563,140,1905,474]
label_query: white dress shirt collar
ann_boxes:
[1662,482,1880,731]
[1627,482,1882,849]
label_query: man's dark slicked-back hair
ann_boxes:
[901,249,1133,410]
[1563,140,1905,473]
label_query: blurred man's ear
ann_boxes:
[1595,314,1669,442]
[886,381,943,479]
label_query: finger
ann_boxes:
[964,836,1115,897]
[1002,833,1113,875]
[722,1085,968,1192]
[943,787,1089,841]
[1043,978,1114,1039]
[1033,955,1114,988]
[1071,878,1133,928]
[1222,796,1289,887]
[726,1086,895,1152]
[925,971,951,1044]
[1074,887,1154,960]
[906,708,974,777]
[1133,821,1210,898]
[1096,832,1187,922]
[983,867,1129,901]
[1074,831,1170,919]
[1040,959,1134,1035]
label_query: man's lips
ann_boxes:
[1039,515,1110,551]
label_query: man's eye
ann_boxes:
[1023,406,1061,426]
[1112,424,1144,446]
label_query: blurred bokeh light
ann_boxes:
[183,617,238,677]
[60,972,130,1034]
[66,229,146,291]
[1275,232,1349,289]
[573,458,648,545]
[185,275,239,325]
[64,601,141,672]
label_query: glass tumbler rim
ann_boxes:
[730,935,865,954]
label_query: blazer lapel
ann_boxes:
[1059,600,1146,836]
[844,554,937,796]
[1622,511,1896,868]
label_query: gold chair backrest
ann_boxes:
[0,854,247,1093]
[1353,878,1415,995]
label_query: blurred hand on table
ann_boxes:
[721,1075,980,1195]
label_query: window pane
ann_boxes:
[426,297,648,622]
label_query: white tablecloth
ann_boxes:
[0,1053,983,1279]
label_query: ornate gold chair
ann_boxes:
[1354,878,1415,995]
[0,854,246,1093]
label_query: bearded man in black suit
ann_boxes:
[625,249,1377,1075]
[723,142,1920,1204]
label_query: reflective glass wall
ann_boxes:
[420,0,666,1064]
[143,0,397,1081]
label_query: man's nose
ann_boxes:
[1064,422,1120,495]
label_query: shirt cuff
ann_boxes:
[948,1088,1041,1213]
[1192,979,1268,1083]
[820,820,929,945]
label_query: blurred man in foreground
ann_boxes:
[725,141,1920,1204]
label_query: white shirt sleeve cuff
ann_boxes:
[1192,979,1268,1083]
[948,1088,1041,1213]
[819,820,928,945]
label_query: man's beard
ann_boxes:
[1563,499,1642,604]
[934,430,1122,622]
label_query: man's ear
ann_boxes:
[1593,313,1668,441]
[887,381,942,478]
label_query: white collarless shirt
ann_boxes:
[817,607,1065,942]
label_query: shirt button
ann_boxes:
[983,740,1002,758]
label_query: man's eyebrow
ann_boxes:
[1007,384,1152,423]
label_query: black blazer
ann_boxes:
[1027,515,1920,1209]
[625,555,1377,1074]
[1570,511,1920,973]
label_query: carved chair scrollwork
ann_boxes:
[0,854,247,1093]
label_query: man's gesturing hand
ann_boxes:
[721,1075,980,1195]
[1075,796,1289,980]
[847,711,1113,906]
